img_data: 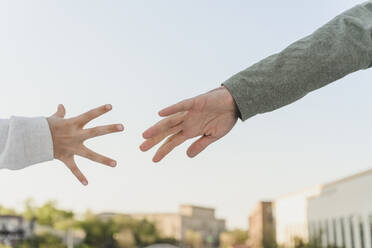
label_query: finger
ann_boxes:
[52,104,66,118]
[158,99,193,117]
[82,124,124,140]
[140,124,183,152]
[74,104,112,127]
[153,132,187,163]
[77,146,117,167]
[142,113,184,139]
[65,158,88,186]
[187,135,218,158]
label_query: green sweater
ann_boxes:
[224,1,372,121]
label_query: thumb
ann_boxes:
[53,104,66,118]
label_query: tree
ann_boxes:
[23,199,75,230]
[293,237,337,248]
[114,229,136,248]
[0,200,178,248]
[133,219,158,246]
[220,229,249,248]
[78,213,118,248]
[16,233,66,248]
[0,205,17,215]
[185,230,203,248]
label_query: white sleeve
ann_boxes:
[0,116,54,170]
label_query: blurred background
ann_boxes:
[0,0,371,247]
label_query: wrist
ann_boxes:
[46,104,69,160]
[46,117,56,158]
[220,86,240,118]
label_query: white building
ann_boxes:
[0,215,34,246]
[274,168,372,248]
[274,186,322,247]
[308,169,372,248]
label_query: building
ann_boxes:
[248,201,276,248]
[273,168,372,248]
[0,215,34,247]
[130,212,181,240]
[132,205,226,248]
[100,204,226,247]
[307,169,372,248]
[274,186,322,247]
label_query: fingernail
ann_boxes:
[117,124,124,131]
[82,180,88,186]
[187,151,195,158]
[105,104,112,110]
[110,161,117,167]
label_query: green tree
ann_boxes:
[185,230,202,248]
[220,229,249,248]
[78,213,118,248]
[16,233,66,248]
[133,219,158,246]
[23,199,75,230]
[78,213,178,248]
[0,205,17,215]
[12,200,179,248]
[293,237,337,248]
[231,229,249,245]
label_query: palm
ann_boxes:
[183,98,236,138]
[47,104,124,185]
[140,87,238,162]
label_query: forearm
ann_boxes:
[0,117,54,170]
[224,1,372,121]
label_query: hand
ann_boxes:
[140,86,238,162]
[47,104,124,185]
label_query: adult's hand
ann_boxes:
[140,86,238,162]
[47,104,124,185]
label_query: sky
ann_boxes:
[0,0,371,229]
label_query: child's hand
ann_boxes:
[47,104,124,185]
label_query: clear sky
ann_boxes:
[0,0,371,229]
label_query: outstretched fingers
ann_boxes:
[65,158,88,186]
[142,113,184,139]
[78,146,117,167]
[158,99,193,117]
[140,124,183,152]
[74,104,113,127]
[153,131,187,163]
[187,135,218,158]
[83,124,124,140]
